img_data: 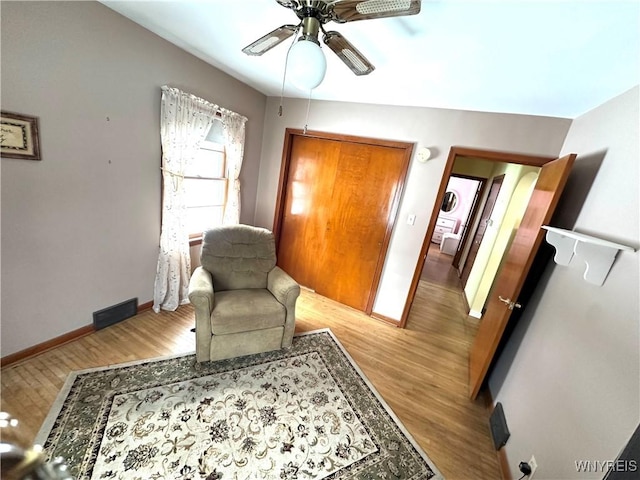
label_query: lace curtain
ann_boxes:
[153,87,218,312]
[221,109,247,225]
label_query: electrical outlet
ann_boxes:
[528,455,538,478]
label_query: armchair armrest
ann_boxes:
[268,266,300,307]
[188,266,214,311]
[268,266,300,349]
[188,266,215,362]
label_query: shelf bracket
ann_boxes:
[541,226,636,286]
[545,230,576,266]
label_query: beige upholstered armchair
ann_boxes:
[188,224,300,362]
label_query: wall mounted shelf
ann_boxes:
[541,226,636,286]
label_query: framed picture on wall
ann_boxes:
[1,111,41,160]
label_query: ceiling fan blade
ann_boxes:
[242,25,298,56]
[331,0,421,23]
[275,0,300,8]
[323,31,375,76]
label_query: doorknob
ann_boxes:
[498,295,522,310]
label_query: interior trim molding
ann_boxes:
[0,325,95,368]
[138,300,154,312]
[370,313,401,327]
[1,300,155,368]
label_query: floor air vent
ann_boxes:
[93,298,138,330]
[489,402,510,450]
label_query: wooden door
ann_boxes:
[276,136,340,289]
[276,131,411,313]
[468,154,576,399]
[317,142,407,311]
[452,178,485,269]
[460,175,504,286]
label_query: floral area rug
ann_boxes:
[36,329,443,479]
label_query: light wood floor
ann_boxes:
[421,242,464,290]
[1,280,501,479]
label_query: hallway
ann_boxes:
[411,241,479,361]
[421,242,466,292]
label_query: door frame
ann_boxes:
[273,128,415,315]
[398,146,556,328]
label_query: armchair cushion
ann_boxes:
[200,225,276,291]
[211,289,286,335]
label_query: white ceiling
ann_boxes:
[102,0,639,118]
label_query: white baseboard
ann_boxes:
[469,309,483,319]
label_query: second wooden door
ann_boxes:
[460,175,504,287]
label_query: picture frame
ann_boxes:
[1,111,41,160]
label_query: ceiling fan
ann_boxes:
[242,0,422,81]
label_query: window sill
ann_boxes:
[189,236,203,247]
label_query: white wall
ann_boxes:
[489,86,639,479]
[255,97,571,319]
[1,1,267,356]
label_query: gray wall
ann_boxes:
[1,1,267,356]
[254,97,571,320]
[489,86,639,479]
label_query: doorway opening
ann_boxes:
[414,153,545,323]
[421,175,485,295]
[402,147,575,399]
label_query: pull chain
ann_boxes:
[279,27,301,117]
[303,88,312,134]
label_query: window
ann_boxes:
[183,119,226,237]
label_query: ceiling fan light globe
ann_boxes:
[287,39,326,90]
